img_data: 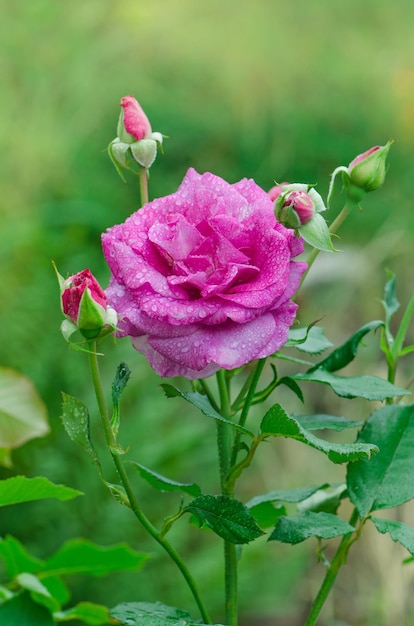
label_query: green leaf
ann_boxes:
[130,462,201,497]
[0,367,49,448]
[0,535,45,578]
[61,393,99,462]
[16,572,60,613]
[247,502,286,528]
[371,517,414,556]
[43,539,149,578]
[260,404,378,463]
[287,326,334,355]
[161,384,254,438]
[297,484,347,514]
[269,512,355,545]
[184,495,264,544]
[380,271,400,330]
[294,413,363,431]
[293,368,408,400]
[0,476,82,508]
[246,485,329,509]
[0,591,55,625]
[54,601,115,625]
[308,320,384,373]
[111,601,224,626]
[111,362,131,436]
[347,404,414,517]
[276,377,304,403]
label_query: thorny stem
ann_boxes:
[87,341,212,625]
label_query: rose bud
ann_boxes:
[275,189,315,229]
[109,95,163,176]
[117,95,152,144]
[347,140,393,195]
[59,269,117,340]
[273,183,336,251]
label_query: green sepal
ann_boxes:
[298,212,338,252]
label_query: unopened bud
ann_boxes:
[58,268,117,341]
[346,141,393,199]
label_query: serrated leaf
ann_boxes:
[54,601,116,625]
[0,535,45,579]
[297,484,347,514]
[308,321,384,373]
[44,539,150,578]
[347,404,414,517]
[0,476,82,508]
[130,462,201,497]
[0,367,49,448]
[161,384,254,438]
[293,368,408,400]
[260,403,378,463]
[287,326,334,354]
[247,502,286,528]
[61,393,99,462]
[0,591,55,625]
[371,517,414,556]
[184,495,264,544]
[269,512,355,545]
[111,601,224,626]
[246,485,329,509]
[294,414,363,431]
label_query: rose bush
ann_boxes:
[102,168,306,378]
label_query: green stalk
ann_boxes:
[216,369,238,626]
[139,166,149,206]
[88,342,211,625]
[230,359,266,470]
[304,509,360,626]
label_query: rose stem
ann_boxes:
[87,341,212,624]
[139,166,149,206]
[304,509,360,626]
[216,369,238,626]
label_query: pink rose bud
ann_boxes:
[284,190,315,225]
[118,95,152,143]
[275,189,315,229]
[347,141,392,194]
[61,269,116,339]
[109,95,163,176]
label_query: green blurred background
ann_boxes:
[1,1,414,624]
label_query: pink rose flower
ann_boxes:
[102,169,306,379]
[120,95,152,141]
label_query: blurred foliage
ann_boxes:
[1,0,414,624]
